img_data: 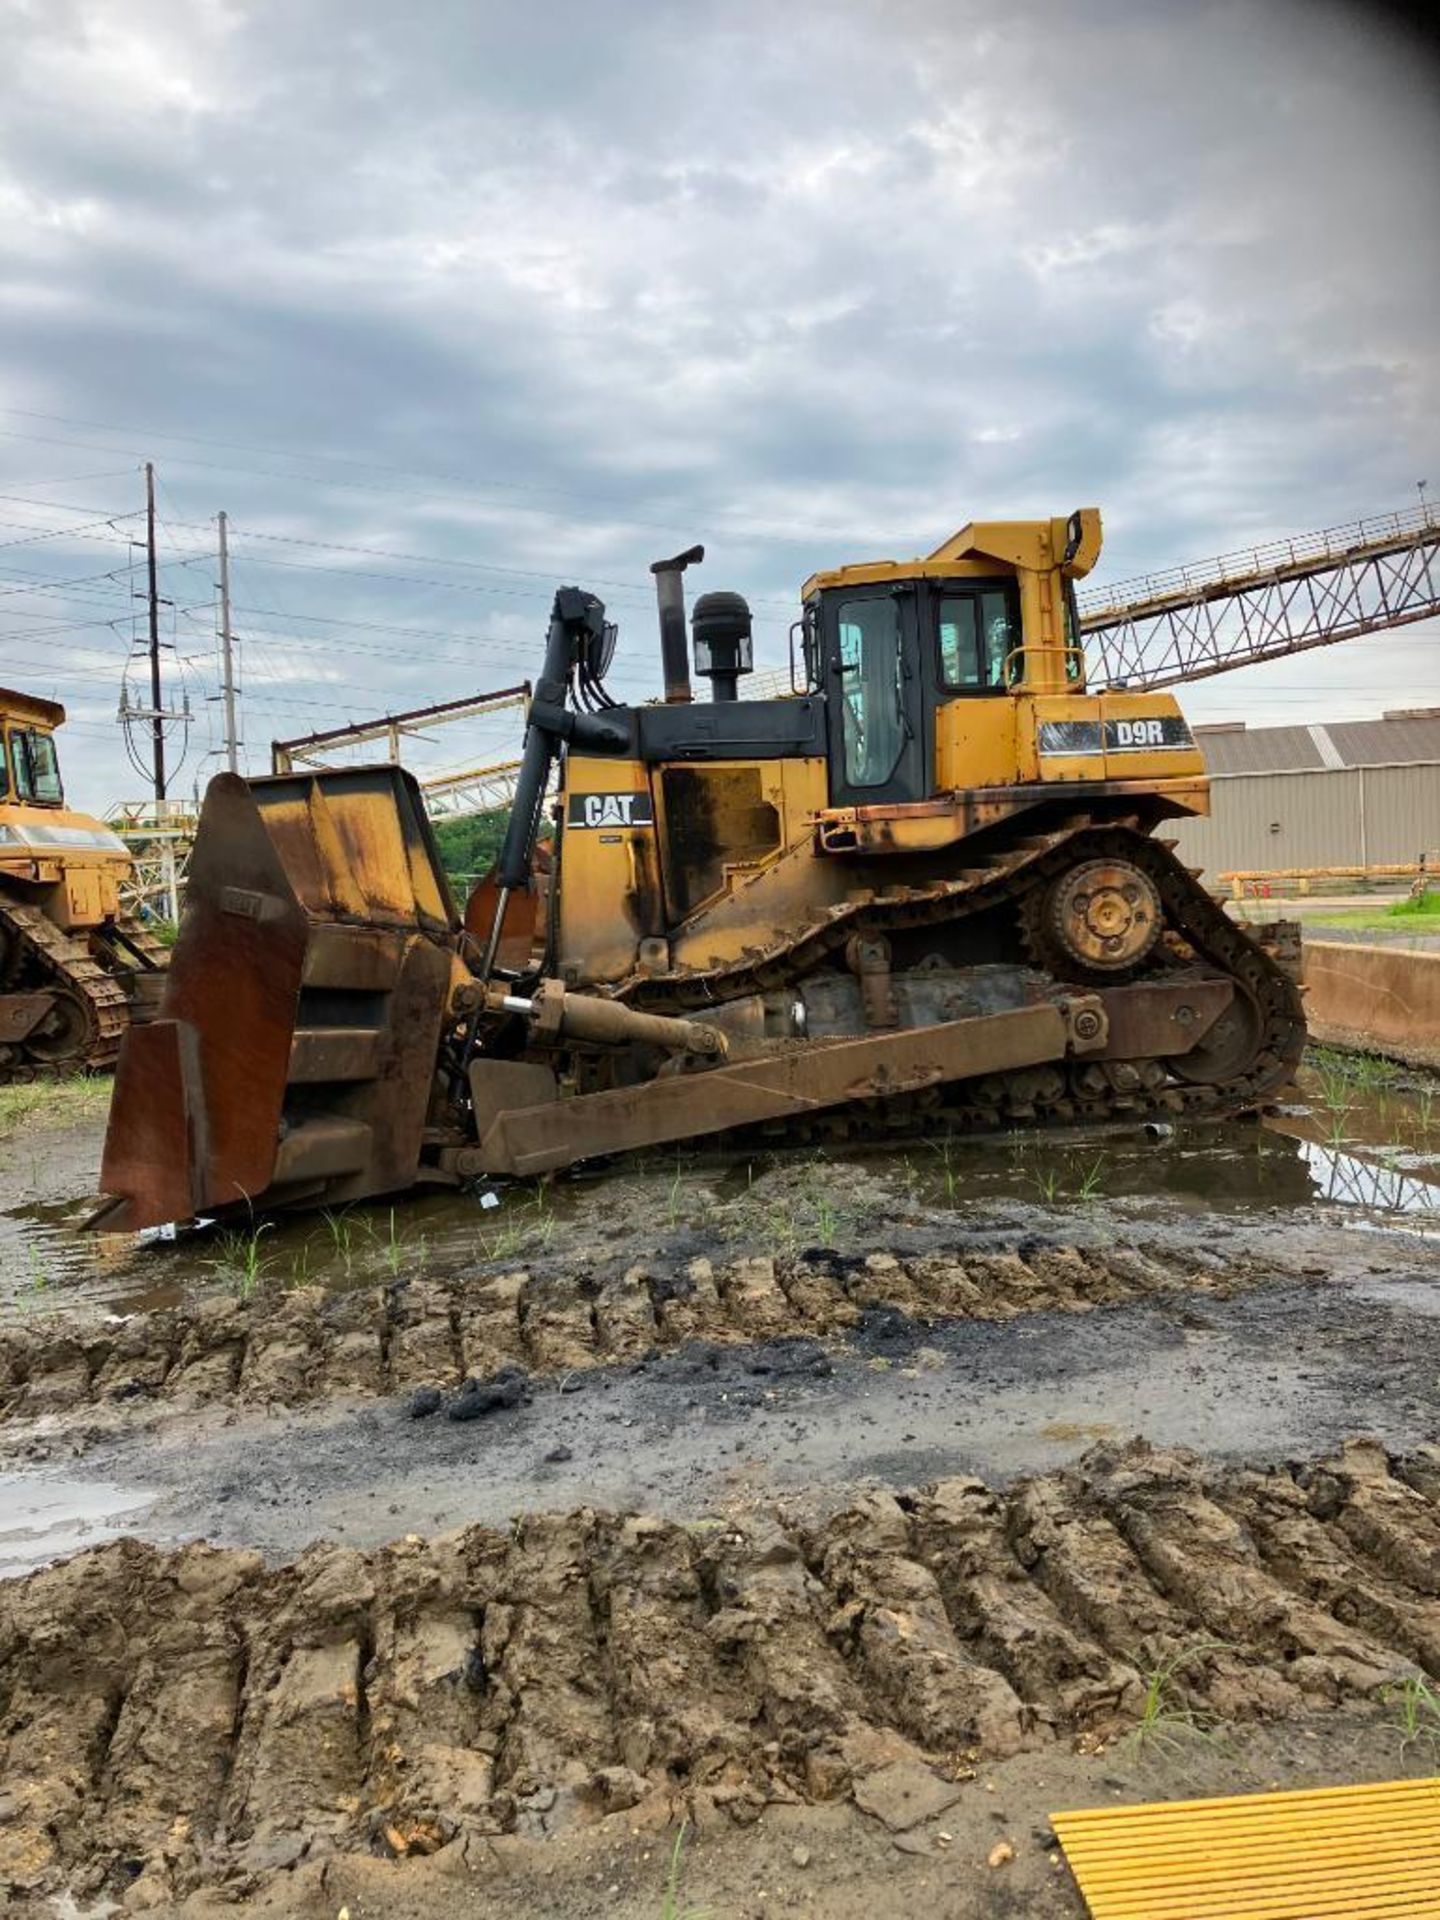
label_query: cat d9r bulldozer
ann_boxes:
[1,687,168,1080]
[95,509,1304,1231]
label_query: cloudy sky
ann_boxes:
[1,0,1436,813]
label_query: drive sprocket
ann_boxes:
[1021,857,1163,981]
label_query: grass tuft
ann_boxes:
[205,1223,274,1300]
[0,1076,110,1139]
[660,1822,709,1920]
[1125,1642,1231,1755]
[1379,1674,1440,1761]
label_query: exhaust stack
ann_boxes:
[649,544,704,703]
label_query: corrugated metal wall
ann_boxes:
[1169,764,1440,873]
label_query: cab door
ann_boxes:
[823,584,928,807]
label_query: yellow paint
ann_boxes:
[1054,1775,1440,1917]
[803,510,1101,696]
[935,696,1018,791]
[0,685,131,930]
[557,755,661,983]
[551,510,1212,989]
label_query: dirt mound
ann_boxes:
[2,1436,1436,1906]
[0,1236,1297,1436]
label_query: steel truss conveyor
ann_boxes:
[1080,503,1440,690]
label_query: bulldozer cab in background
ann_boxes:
[97,508,1303,1231]
[1,692,66,808]
[0,688,169,1079]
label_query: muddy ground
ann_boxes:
[5,1436,1440,1917]
[3,1061,1440,1915]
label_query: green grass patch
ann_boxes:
[0,1076,110,1139]
[1299,892,1440,934]
[1389,890,1440,919]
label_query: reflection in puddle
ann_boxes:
[1296,1138,1440,1215]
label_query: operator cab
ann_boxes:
[806,575,1026,807]
[800,511,1098,810]
[0,688,66,808]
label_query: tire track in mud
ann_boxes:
[0,1238,1301,1433]
[1,1437,1437,1904]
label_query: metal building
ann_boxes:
[1168,707,1440,880]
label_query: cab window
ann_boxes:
[10,729,63,804]
[938,588,1020,691]
[836,596,907,788]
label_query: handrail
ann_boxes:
[1080,502,1440,624]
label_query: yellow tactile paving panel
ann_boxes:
[1053,1775,1440,1917]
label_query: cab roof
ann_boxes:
[800,510,1103,600]
[0,686,65,729]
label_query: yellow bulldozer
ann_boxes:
[1,688,169,1080]
[96,509,1304,1231]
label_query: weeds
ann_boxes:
[1125,1642,1231,1755]
[20,1245,51,1302]
[1309,1045,1405,1094]
[319,1208,356,1275]
[205,1223,274,1300]
[929,1136,961,1204]
[660,1822,709,1920]
[1031,1165,1061,1203]
[1387,890,1440,922]
[366,1207,405,1279]
[1027,1153,1107,1204]
[481,1183,554,1260]
[1075,1153,1108,1201]
[1379,1675,1440,1761]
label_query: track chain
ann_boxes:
[623,825,1306,1138]
[0,900,129,1083]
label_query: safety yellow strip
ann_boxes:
[1053,1776,1440,1918]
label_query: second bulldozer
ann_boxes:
[97,509,1304,1231]
[2,688,167,1081]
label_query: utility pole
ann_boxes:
[144,461,166,801]
[217,509,239,772]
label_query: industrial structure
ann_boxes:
[1169,708,1440,882]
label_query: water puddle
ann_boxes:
[5,1051,1440,1320]
[0,1472,155,1579]
[1292,1138,1440,1216]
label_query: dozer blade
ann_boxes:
[96,767,459,1233]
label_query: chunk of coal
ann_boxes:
[648,1271,694,1307]
[745,1336,833,1379]
[855,1305,919,1350]
[647,1339,725,1382]
[407,1386,443,1419]
[446,1366,529,1422]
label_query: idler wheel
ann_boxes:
[1039,859,1162,976]
[23,988,97,1064]
[1167,990,1265,1085]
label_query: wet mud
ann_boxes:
[1,1435,1437,1909]
[0,1230,1311,1448]
[36,1262,1436,1568]
[5,1072,1440,1913]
